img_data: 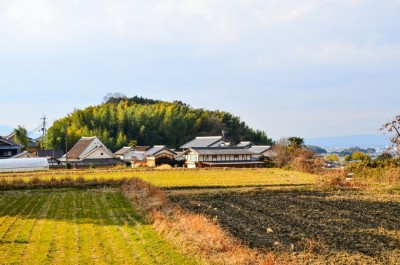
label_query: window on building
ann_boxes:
[212,155,217,161]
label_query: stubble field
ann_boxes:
[169,188,400,264]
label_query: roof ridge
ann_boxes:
[196,136,222,138]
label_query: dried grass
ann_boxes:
[0,176,126,190]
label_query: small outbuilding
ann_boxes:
[144,145,177,167]
[0,158,49,172]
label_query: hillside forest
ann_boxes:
[45,96,273,151]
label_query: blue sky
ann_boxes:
[1,0,399,139]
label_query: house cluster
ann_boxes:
[0,133,271,170]
[0,133,64,165]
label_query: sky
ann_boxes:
[1,0,400,140]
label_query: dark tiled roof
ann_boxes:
[190,147,253,155]
[248,146,271,155]
[180,136,225,149]
[28,140,39,148]
[134,146,150,151]
[0,136,22,148]
[145,145,177,156]
[37,149,65,159]
[4,132,38,148]
[237,141,252,147]
[67,137,95,159]
[114,147,133,156]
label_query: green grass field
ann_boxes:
[0,189,196,265]
[0,168,318,188]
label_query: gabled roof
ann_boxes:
[3,132,38,148]
[114,147,134,156]
[145,145,177,156]
[134,146,150,152]
[0,136,22,149]
[187,147,253,156]
[10,151,38,159]
[248,146,271,155]
[180,136,230,149]
[237,141,252,147]
[66,137,96,159]
[4,131,15,140]
[81,145,115,160]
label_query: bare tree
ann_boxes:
[271,138,291,168]
[381,115,400,155]
[102,92,127,103]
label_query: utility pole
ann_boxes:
[40,115,47,139]
[65,122,68,168]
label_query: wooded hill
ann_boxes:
[45,96,273,151]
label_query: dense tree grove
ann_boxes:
[45,97,273,151]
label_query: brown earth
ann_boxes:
[168,188,400,264]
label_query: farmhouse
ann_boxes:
[114,146,150,163]
[4,132,40,155]
[0,136,22,159]
[61,136,122,166]
[180,136,233,150]
[144,145,177,167]
[183,147,265,168]
[248,145,271,159]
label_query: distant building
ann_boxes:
[114,146,150,163]
[144,145,177,167]
[183,147,264,168]
[4,132,40,155]
[180,136,269,168]
[0,136,22,159]
[247,145,271,159]
[180,136,233,150]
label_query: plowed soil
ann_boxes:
[169,188,400,264]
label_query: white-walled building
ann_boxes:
[61,136,122,166]
[183,147,264,168]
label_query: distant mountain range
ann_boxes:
[0,125,13,136]
[0,125,42,139]
[305,134,391,149]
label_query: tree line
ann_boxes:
[45,96,273,152]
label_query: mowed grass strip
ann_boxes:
[0,189,196,265]
[0,168,318,188]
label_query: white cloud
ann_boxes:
[278,2,315,22]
